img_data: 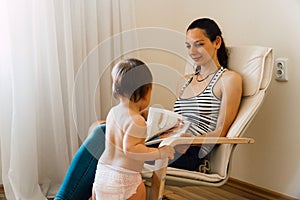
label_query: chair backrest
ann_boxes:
[208,45,274,178]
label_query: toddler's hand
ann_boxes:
[158,145,175,160]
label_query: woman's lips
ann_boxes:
[192,57,201,62]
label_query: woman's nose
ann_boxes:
[189,45,198,55]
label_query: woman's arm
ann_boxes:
[205,70,242,137]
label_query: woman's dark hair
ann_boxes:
[112,58,153,102]
[187,18,228,68]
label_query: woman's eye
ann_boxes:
[195,43,203,48]
[186,45,191,49]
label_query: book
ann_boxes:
[145,107,191,145]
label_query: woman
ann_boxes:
[55,18,242,200]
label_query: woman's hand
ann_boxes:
[174,144,190,154]
[174,132,194,153]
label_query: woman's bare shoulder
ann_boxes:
[222,69,242,83]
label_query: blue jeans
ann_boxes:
[55,124,106,200]
[55,123,202,199]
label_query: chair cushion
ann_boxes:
[227,46,273,97]
[142,164,224,183]
[166,167,224,182]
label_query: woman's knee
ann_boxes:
[84,123,106,159]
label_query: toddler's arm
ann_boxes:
[123,134,174,161]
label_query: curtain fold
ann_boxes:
[0,0,137,199]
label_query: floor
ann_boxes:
[0,184,274,200]
[162,185,267,200]
[0,186,262,200]
[0,186,5,200]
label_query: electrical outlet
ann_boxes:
[275,58,288,81]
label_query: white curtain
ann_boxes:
[0,0,137,199]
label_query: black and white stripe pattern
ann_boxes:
[174,67,225,135]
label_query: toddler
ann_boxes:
[92,58,175,200]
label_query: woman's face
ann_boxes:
[185,28,220,67]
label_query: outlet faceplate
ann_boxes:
[275,58,288,81]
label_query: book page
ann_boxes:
[145,107,191,145]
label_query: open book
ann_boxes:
[145,107,191,145]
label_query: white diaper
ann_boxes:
[92,163,142,200]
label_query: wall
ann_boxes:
[134,0,300,198]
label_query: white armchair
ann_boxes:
[143,45,274,200]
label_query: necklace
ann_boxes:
[178,66,220,97]
[194,66,218,82]
[196,71,217,82]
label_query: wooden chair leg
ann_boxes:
[149,158,168,200]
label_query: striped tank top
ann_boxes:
[174,67,226,135]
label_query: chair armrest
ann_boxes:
[149,137,254,199]
[159,136,254,147]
